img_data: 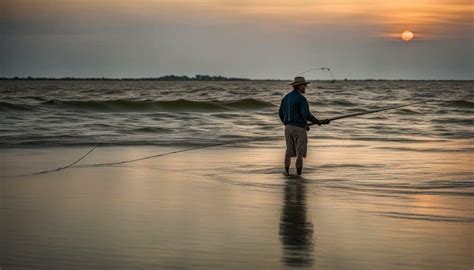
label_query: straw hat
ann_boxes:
[289,76,311,86]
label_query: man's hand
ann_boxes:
[307,119,330,131]
[320,119,331,125]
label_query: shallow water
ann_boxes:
[1,140,473,269]
[1,80,473,269]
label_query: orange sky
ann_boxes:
[4,0,472,39]
[1,0,472,78]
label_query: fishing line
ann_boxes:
[75,135,281,168]
[296,67,335,81]
[76,140,250,168]
[2,137,277,177]
[2,100,431,178]
[3,145,97,177]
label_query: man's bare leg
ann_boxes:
[296,155,304,176]
[284,153,291,174]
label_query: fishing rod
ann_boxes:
[309,100,431,126]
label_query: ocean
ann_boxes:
[1,80,472,147]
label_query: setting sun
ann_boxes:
[401,30,414,41]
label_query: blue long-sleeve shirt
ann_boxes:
[279,90,319,128]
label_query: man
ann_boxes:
[279,76,330,176]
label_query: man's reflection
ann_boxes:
[279,180,315,267]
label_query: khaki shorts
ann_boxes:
[285,124,308,158]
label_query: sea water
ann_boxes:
[0,80,472,147]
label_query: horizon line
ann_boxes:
[1,77,472,82]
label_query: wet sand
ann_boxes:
[1,139,473,269]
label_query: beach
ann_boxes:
[1,137,472,269]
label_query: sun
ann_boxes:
[401,30,414,41]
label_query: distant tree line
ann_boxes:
[157,74,251,81]
[0,75,251,81]
[0,76,467,81]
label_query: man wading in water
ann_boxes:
[279,77,330,176]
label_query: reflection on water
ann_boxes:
[1,145,473,269]
[279,180,315,267]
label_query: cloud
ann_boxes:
[1,0,472,79]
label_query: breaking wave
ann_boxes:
[36,98,276,112]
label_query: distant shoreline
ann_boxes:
[0,76,471,82]
[0,75,251,81]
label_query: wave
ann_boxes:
[432,118,473,125]
[39,98,275,112]
[445,100,474,109]
[378,212,474,223]
[311,100,356,107]
[376,146,474,153]
[323,182,474,197]
[129,127,170,133]
[397,108,421,115]
[0,102,33,111]
[357,180,474,190]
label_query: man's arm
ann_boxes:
[279,100,285,123]
[301,98,320,125]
